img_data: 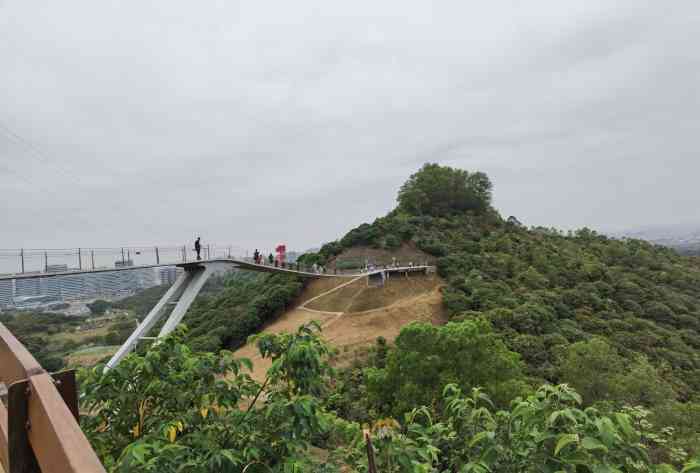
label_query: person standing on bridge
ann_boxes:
[253,249,260,264]
[195,237,202,261]
[268,253,274,265]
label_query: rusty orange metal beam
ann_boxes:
[0,323,43,385]
[27,373,105,473]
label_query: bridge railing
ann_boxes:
[0,245,253,276]
[257,260,433,276]
[0,245,434,280]
[0,323,105,473]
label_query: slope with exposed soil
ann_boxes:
[234,273,446,382]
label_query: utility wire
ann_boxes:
[0,120,84,188]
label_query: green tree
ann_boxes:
[397,163,493,216]
[366,318,526,416]
[344,384,697,473]
[80,323,336,472]
[558,337,626,405]
[558,338,675,408]
[88,299,112,315]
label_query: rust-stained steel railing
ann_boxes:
[0,323,106,473]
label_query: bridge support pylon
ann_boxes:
[104,262,225,371]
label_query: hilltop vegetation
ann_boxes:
[304,163,700,458]
[78,163,700,470]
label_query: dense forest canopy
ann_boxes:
[181,271,304,352]
[301,163,700,460]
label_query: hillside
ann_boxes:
[234,272,446,382]
[299,163,700,456]
[78,163,700,471]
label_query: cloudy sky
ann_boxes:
[1,0,699,254]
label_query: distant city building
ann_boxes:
[41,276,63,298]
[158,266,178,285]
[135,268,158,289]
[15,277,42,298]
[59,274,87,299]
[0,263,162,308]
[88,271,124,297]
[0,280,13,307]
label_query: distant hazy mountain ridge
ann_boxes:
[617,223,700,255]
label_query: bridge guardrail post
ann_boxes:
[20,249,24,274]
[91,250,95,270]
[78,248,82,270]
[44,252,48,273]
[8,378,40,473]
[52,370,79,422]
[155,247,160,265]
[6,369,82,473]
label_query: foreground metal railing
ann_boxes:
[0,323,105,473]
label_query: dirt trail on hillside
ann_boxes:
[234,275,446,382]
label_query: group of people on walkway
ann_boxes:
[253,249,274,266]
[193,239,427,276]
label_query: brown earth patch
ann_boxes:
[305,278,367,312]
[295,277,351,306]
[346,273,441,313]
[234,274,446,383]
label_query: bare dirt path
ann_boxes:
[234,276,446,382]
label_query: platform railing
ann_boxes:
[0,245,249,276]
[0,323,105,473]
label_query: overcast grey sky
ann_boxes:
[1,0,699,253]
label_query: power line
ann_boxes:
[0,120,83,188]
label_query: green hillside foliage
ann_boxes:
[113,284,170,318]
[365,318,527,416]
[80,324,700,472]
[80,323,334,472]
[0,311,83,371]
[73,163,700,469]
[303,163,700,457]
[181,271,305,352]
[106,272,303,353]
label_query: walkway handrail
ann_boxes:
[0,323,105,473]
